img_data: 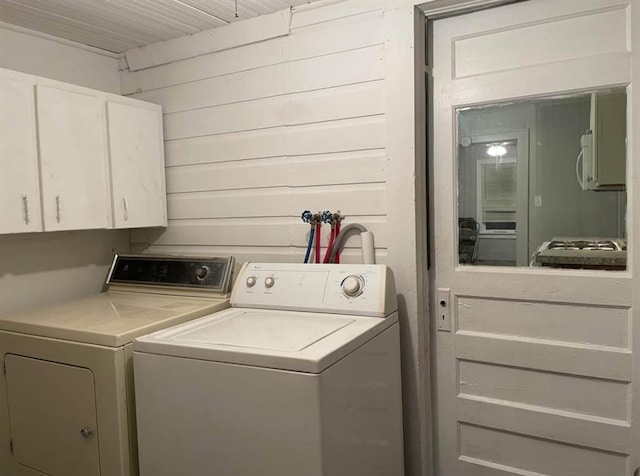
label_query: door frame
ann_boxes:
[420,1,640,475]
[465,130,529,265]
[417,2,529,475]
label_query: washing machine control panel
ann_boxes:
[231,263,397,317]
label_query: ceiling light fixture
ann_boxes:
[486,144,507,157]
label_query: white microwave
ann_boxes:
[577,90,626,191]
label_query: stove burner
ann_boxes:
[547,240,620,251]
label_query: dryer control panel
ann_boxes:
[231,263,397,318]
[107,254,235,292]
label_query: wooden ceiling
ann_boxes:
[0,0,318,53]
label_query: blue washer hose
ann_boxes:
[304,227,315,263]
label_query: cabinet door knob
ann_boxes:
[55,195,62,223]
[80,428,93,439]
[122,196,129,222]
[21,194,30,225]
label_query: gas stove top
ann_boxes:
[535,237,627,269]
[546,239,625,251]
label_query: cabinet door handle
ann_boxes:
[633,467,639,476]
[55,195,62,223]
[21,194,30,225]
[80,428,93,439]
[122,196,129,222]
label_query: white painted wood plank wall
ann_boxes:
[122,2,388,263]
[121,3,430,475]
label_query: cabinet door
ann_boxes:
[5,355,100,476]
[37,85,109,231]
[107,101,167,228]
[0,72,42,234]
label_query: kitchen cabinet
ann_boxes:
[0,70,42,234]
[37,83,110,231]
[0,67,167,234]
[107,100,167,229]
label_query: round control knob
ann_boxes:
[195,266,209,280]
[265,277,275,288]
[246,276,257,287]
[342,275,364,297]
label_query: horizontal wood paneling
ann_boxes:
[290,0,383,29]
[167,184,386,219]
[459,423,628,476]
[138,245,388,265]
[163,79,384,140]
[126,1,388,264]
[165,116,385,167]
[164,95,283,140]
[121,38,285,94]
[121,10,384,96]
[132,63,286,113]
[287,116,385,156]
[125,9,291,70]
[287,45,384,91]
[150,217,388,248]
[166,150,386,192]
[286,10,383,61]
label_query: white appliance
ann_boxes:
[577,89,626,191]
[134,262,404,476]
[0,254,235,476]
[534,237,626,269]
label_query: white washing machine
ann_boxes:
[0,254,235,476]
[134,262,404,476]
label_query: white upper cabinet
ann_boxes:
[0,67,167,235]
[36,84,109,231]
[0,70,42,234]
[107,101,167,229]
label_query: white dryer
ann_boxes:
[134,262,404,476]
[0,254,235,476]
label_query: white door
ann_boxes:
[36,84,109,231]
[107,101,167,229]
[432,1,638,475]
[0,70,42,234]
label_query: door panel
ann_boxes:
[5,354,100,476]
[432,1,636,475]
[0,71,42,234]
[37,85,109,231]
[107,101,167,229]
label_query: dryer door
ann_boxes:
[5,354,100,476]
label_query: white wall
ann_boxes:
[123,5,387,262]
[121,1,429,475]
[0,24,120,94]
[0,25,129,314]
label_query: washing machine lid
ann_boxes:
[0,291,231,347]
[133,307,398,373]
